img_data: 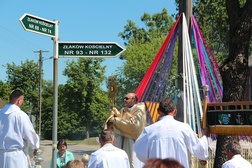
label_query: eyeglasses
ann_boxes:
[124,97,132,100]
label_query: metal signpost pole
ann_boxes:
[52,20,59,168]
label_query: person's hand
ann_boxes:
[201,126,210,137]
[108,115,115,123]
[112,107,120,117]
[109,110,115,117]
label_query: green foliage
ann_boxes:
[119,8,173,48]
[0,81,11,102]
[41,58,110,139]
[1,57,110,140]
[116,9,176,100]
[5,60,40,112]
[193,0,229,64]
[59,58,109,139]
[40,81,54,139]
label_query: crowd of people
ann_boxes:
[1,90,252,168]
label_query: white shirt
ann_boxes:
[222,154,252,168]
[0,103,39,168]
[88,143,130,168]
[134,115,209,168]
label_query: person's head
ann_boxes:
[158,98,177,117]
[57,139,68,154]
[226,141,242,160]
[143,158,184,168]
[81,153,90,167]
[9,90,24,107]
[99,129,115,147]
[65,159,85,168]
[124,92,138,108]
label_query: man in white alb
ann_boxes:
[134,98,209,168]
[0,90,39,168]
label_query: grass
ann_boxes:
[65,140,84,145]
[81,137,99,145]
[65,137,99,146]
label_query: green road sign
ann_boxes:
[58,42,125,58]
[19,13,56,37]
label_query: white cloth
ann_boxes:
[88,143,130,168]
[134,115,209,168]
[114,136,143,168]
[0,104,39,168]
[222,154,252,168]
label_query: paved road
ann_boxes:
[39,140,99,168]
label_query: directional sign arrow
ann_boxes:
[58,42,125,58]
[19,13,56,37]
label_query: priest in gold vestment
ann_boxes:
[105,93,146,168]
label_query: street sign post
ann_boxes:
[20,13,60,168]
[19,13,56,37]
[58,42,125,58]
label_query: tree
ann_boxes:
[214,1,252,167]
[0,58,110,140]
[61,58,109,139]
[0,80,11,102]
[116,8,176,101]
[0,81,10,108]
[193,0,229,64]
[5,60,40,117]
[119,8,174,47]
[174,0,232,63]
[40,80,54,139]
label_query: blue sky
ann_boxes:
[0,1,177,86]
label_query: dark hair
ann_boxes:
[9,90,23,102]
[143,158,184,168]
[57,139,67,149]
[100,129,115,142]
[226,141,242,155]
[159,98,176,115]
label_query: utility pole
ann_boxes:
[34,49,49,140]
